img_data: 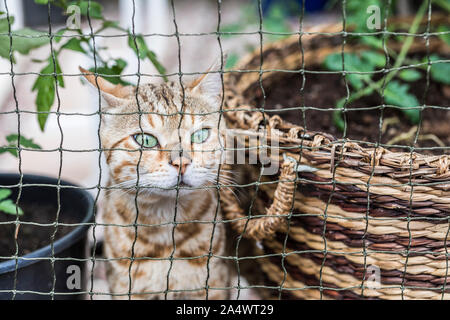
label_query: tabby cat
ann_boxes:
[80,59,231,299]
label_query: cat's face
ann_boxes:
[81,62,227,199]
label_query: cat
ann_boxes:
[80,59,232,300]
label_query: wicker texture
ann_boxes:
[221,19,450,300]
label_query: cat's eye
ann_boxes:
[134,133,158,148]
[191,128,210,144]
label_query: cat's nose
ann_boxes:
[170,157,191,175]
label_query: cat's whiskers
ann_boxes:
[107,172,161,197]
[203,173,241,204]
[107,178,139,197]
[205,172,237,186]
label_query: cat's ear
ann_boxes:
[187,55,227,109]
[79,66,134,108]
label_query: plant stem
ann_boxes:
[384,1,428,83]
[334,1,428,130]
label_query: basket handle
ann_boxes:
[221,156,297,241]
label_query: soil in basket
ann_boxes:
[0,202,78,260]
[250,69,450,155]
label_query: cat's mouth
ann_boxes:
[176,182,190,188]
[171,181,194,189]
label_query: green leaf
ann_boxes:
[76,1,103,19]
[127,34,147,59]
[220,3,291,42]
[34,0,49,4]
[0,16,14,60]
[1,134,41,157]
[384,81,420,124]
[0,17,49,62]
[361,51,386,68]
[127,34,167,81]
[146,50,167,81]
[262,5,292,35]
[61,37,86,53]
[0,144,14,156]
[0,148,12,156]
[38,57,64,88]
[32,57,65,131]
[89,58,130,86]
[0,199,23,215]
[101,20,119,29]
[219,23,245,38]
[360,36,383,50]
[0,189,12,201]
[54,57,64,88]
[34,76,54,131]
[437,25,450,46]
[324,53,373,89]
[346,0,387,32]
[0,15,11,30]
[398,69,422,82]
[54,28,67,43]
[324,53,349,70]
[225,53,239,70]
[0,189,21,216]
[429,54,450,85]
[11,28,49,54]
[333,98,346,132]
[6,134,41,149]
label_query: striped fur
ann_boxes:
[81,62,231,299]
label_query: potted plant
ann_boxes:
[0,174,94,300]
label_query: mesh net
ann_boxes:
[0,0,449,300]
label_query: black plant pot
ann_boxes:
[0,174,94,300]
[22,0,66,27]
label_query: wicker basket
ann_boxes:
[221,19,450,300]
